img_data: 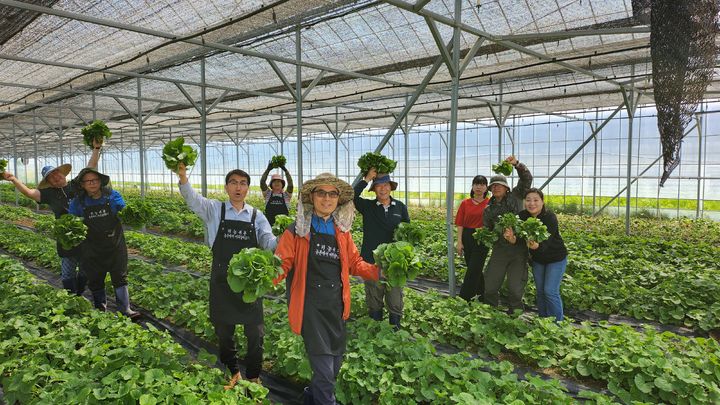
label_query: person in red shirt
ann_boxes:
[454,175,491,301]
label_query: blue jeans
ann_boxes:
[531,257,567,321]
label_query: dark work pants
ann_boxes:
[214,322,264,379]
[458,228,489,301]
[308,353,343,405]
[483,245,528,311]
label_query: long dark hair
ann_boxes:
[469,175,490,199]
[524,188,547,215]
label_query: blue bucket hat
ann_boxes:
[38,164,72,189]
[371,173,398,191]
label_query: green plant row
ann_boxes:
[0,255,267,404]
[0,223,603,404]
[4,202,718,331]
[364,289,720,405]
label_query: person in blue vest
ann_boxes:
[175,162,276,389]
[2,140,103,295]
[353,168,410,329]
[68,167,140,320]
[260,161,294,225]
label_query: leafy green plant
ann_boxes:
[393,222,425,245]
[272,214,294,236]
[118,199,155,228]
[473,227,498,248]
[0,158,7,173]
[494,212,522,234]
[227,248,283,303]
[357,152,397,175]
[270,155,287,168]
[81,120,112,147]
[518,217,550,242]
[53,214,87,250]
[373,241,422,287]
[492,161,513,175]
[162,137,198,171]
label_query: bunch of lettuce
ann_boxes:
[272,214,294,236]
[357,152,397,175]
[227,248,283,303]
[270,155,287,168]
[473,227,498,249]
[492,161,513,176]
[162,137,198,171]
[118,200,155,229]
[81,120,112,148]
[53,214,87,250]
[373,241,422,288]
[0,159,7,173]
[518,217,551,243]
[493,212,522,234]
[393,222,425,245]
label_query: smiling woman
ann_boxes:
[67,167,140,320]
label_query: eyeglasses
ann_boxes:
[312,189,340,199]
[227,180,249,187]
[82,178,100,185]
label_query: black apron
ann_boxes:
[301,227,345,355]
[264,193,289,225]
[81,198,127,277]
[209,203,263,325]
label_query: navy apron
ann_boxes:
[264,193,289,225]
[81,198,127,282]
[209,203,263,325]
[301,227,345,355]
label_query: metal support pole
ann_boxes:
[404,96,410,207]
[58,102,64,163]
[592,108,599,212]
[92,93,96,121]
[32,114,39,186]
[200,58,208,196]
[622,78,637,235]
[498,82,503,162]
[696,108,704,218]
[296,26,304,186]
[446,0,461,297]
[137,78,146,198]
[12,118,18,205]
[120,129,126,192]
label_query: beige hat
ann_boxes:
[300,172,354,205]
[488,175,510,189]
[38,164,72,189]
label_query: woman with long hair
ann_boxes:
[455,175,491,301]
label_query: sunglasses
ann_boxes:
[312,189,340,199]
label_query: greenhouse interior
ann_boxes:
[0,0,719,404]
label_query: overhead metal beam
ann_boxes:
[383,0,638,94]
[0,0,407,88]
[496,26,651,41]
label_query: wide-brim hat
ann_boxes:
[270,173,286,188]
[488,175,509,190]
[300,172,354,205]
[38,164,72,189]
[72,167,111,191]
[371,173,397,191]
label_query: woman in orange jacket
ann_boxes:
[274,172,379,405]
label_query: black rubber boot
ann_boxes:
[368,310,383,321]
[91,289,107,311]
[389,313,402,331]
